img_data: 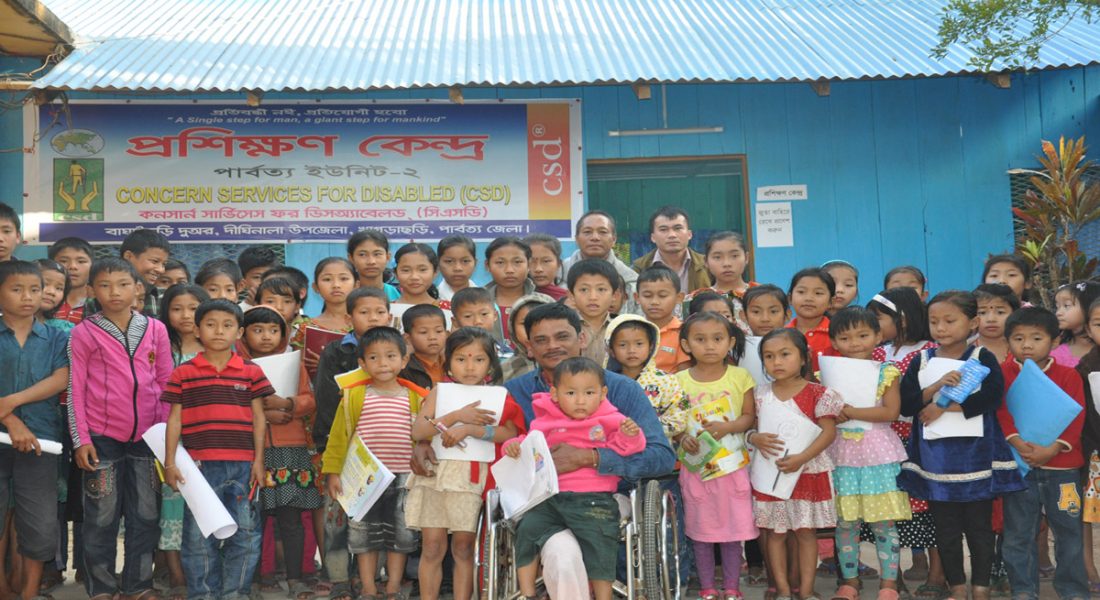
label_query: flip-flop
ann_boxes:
[913,583,949,600]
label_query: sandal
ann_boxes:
[260,576,283,593]
[913,584,949,600]
[724,591,744,600]
[831,584,860,600]
[699,590,720,600]
[38,572,63,595]
[288,581,315,600]
[765,588,779,600]
[311,580,333,595]
[1039,565,1055,581]
[329,583,355,600]
[166,587,187,600]
[877,590,900,600]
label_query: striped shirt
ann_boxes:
[162,352,273,461]
[355,385,413,473]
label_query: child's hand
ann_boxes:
[836,406,853,423]
[937,370,962,389]
[751,432,784,458]
[74,443,99,471]
[304,348,320,372]
[454,401,497,426]
[505,442,522,458]
[620,418,640,437]
[326,473,342,498]
[265,408,292,425]
[250,460,266,490]
[701,418,729,439]
[1026,442,1061,467]
[5,417,40,455]
[263,395,291,411]
[164,464,185,491]
[0,396,14,421]
[679,435,700,454]
[919,402,946,425]
[441,425,470,447]
[776,452,807,474]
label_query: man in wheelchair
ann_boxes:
[414,303,676,598]
[503,356,648,600]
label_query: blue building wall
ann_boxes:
[1,65,1098,313]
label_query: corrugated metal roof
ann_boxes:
[31,0,1100,92]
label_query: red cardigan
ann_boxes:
[998,358,1086,470]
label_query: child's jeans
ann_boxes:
[81,436,161,597]
[1003,468,1089,600]
[181,460,262,600]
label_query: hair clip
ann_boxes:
[1077,282,1088,292]
[871,294,897,313]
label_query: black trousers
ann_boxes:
[930,499,994,587]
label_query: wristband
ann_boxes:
[745,429,757,447]
[480,425,496,441]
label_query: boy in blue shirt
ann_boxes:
[0,260,69,600]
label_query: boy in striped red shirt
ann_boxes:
[162,298,276,600]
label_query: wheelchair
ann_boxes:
[478,479,681,600]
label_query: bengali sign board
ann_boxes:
[23,100,583,244]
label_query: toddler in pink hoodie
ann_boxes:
[504,357,646,600]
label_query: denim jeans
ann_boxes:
[81,436,160,597]
[181,461,262,600]
[1003,468,1089,600]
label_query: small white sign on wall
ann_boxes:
[756,184,808,202]
[755,202,794,248]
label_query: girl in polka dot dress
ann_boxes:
[827,307,910,600]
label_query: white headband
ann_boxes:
[872,294,898,313]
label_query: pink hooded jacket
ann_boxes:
[507,392,646,493]
[67,312,173,447]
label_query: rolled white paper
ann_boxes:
[142,423,238,540]
[0,432,62,455]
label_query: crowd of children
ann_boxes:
[1,198,1100,600]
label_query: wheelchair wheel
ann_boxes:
[640,479,679,600]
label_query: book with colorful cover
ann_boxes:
[687,396,749,480]
[337,434,396,522]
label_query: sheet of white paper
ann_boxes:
[819,356,881,431]
[142,423,237,539]
[755,202,794,248]
[917,357,984,439]
[337,435,396,521]
[252,350,301,397]
[430,383,507,463]
[0,432,62,455]
[390,303,453,332]
[749,398,822,500]
[1090,373,1100,416]
[491,430,558,520]
[923,412,984,439]
[740,337,768,386]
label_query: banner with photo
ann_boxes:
[23,100,582,244]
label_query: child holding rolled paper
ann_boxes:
[825,307,910,600]
[998,307,1088,600]
[0,260,70,600]
[897,291,1024,600]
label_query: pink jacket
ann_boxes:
[507,392,647,493]
[67,312,173,446]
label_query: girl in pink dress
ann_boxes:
[827,308,910,600]
[675,312,757,600]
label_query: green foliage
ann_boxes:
[934,0,1098,71]
[1013,137,1100,307]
